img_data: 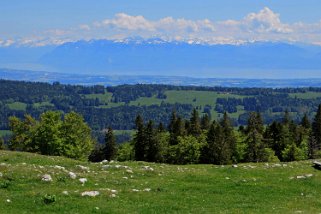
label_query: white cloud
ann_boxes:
[3,7,321,47]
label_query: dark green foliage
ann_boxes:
[134,115,146,161]
[245,112,266,162]
[310,104,321,158]
[188,108,201,136]
[200,114,210,130]
[301,113,311,129]
[43,194,56,204]
[0,137,4,150]
[145,120,158,162]
[104,127,117,161]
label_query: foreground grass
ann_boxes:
[0,151,321,213]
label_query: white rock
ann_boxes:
[142,166,154,171]
[232,164,238,168]
[126,169,133,174]
[77,165,89,171]
[62,191,69,195]
[68,172,77,179]
[111,189,117,194]
[53,165,65,170]
[225,177,230,180]
[81,191,99,197]
[122,177,128,179]
[41,174,52,182]
[0,172,3,177]
[296,175,305,179]
[79,178,87,185]
[143,188,151,192]
[101,165,111,170]
[132,189,140,192]
[305,174,313,178]
[101,160,108,164]
[6,199,11,203]
[110,194,116,198]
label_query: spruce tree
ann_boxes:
[310,104,321,158]
[0,137,4,150]
[145,120,158,162]
[104,127,117,161]
[189,108,201,136]
[170,117,185,145]
[220,112,236,162]
[301,113,311,129]
[245,112,265,162]
[134,115,146,161]
[201,114,210,130]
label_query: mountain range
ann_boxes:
[1,39,321,78]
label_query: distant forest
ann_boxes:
[1,79,321,143]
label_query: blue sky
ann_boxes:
[1,0,321,46]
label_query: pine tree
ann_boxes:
[189,108,201,136]
[201,114,210,130]
[283,109,290,125]
[310,104,321,158]
[168,110,177,133]
[220,112,236,162]
[145,120,158,162]
[170,117,185,145]
[245,112,265,162]
[157,122,165,132]
[104,127,117,161]
[301,113,311,129]
[134,115,146,161]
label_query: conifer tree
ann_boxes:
[220,112,236,161]
[170,117,185,145]
[145,120,158,162]
[134,115,146,161]
[310,104,321,158]
[104,127,117,161]
[245,112,265,162]
[189,108,201,136]
[201,114,210,130]
[301,113,311,129]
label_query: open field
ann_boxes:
[0,151,321,213]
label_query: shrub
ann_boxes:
[43,194,56,204]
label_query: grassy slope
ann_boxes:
[1,151,321,213]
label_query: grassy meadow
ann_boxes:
[1,150,321,213]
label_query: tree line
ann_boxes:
[2,105,321,164]
[121,106,321,164]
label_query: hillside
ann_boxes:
[0,150,320,213]
[1,80,321,136]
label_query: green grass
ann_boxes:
[7,102,27,111]
[33,102,54,108]
[289,92,321,99]
[84,92,113,104]
[1,150,321,213]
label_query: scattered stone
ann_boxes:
[232,164,238,168]
[101,160,108,164]
[142,166,154,171]
[110,194,116,198]
[143,188,151,192]
[6,199,11,203]
[81,191,99,197]
[126,169,133,174]
[0,172,3,177]
[123,177,128,179]
[77,165,89,171]
[41,174,52,182]
[62,191,69,195]
[68,172,77,179]
[101,165,111,170]
[296,175,306,179]
[225,177,230,180]
[53,165,65,170]
[111,189,117,194]
[95,207,100,210]
[305,174,313,178]
[79,178,87,185]
[132,189,140,192]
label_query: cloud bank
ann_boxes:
[2,7,321,47]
